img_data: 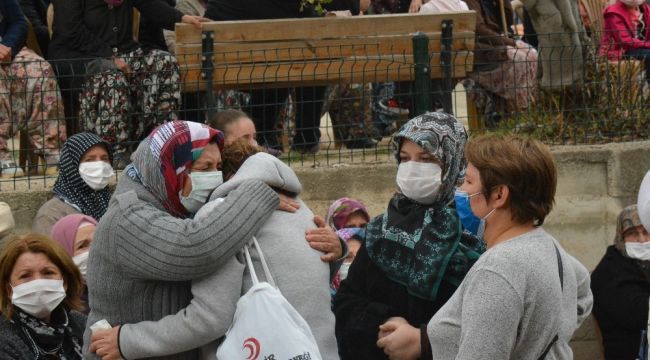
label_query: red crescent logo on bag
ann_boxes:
[242,337,260,360]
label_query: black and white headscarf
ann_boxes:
[52,133,113,220]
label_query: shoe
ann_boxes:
[290,142,320,154]
[346,138,378,149]
[379,99,410,115]
[0,159,25,178]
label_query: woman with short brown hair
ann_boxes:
[377,135,593,360]
[0,233,86,358]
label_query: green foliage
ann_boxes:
[487,59,650,145]
[300,0,334,16]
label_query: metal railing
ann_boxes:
[1,29,649,190]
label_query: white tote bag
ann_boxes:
[216,237,323,360]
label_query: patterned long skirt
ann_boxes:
[325,83,376,144]
[465,45,539,117]
[79,48,181,152]
[0,47,66,164]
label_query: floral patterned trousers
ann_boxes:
[325,83,376,143]
[0,47,66,164]
[79,48,181,152]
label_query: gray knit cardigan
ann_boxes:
[82,174,279,360]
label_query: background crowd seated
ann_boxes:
[2,0,650,358]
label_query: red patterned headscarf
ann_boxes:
[126,121,224,218]
[325,197,370,230]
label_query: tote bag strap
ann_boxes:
[243,236,276,287]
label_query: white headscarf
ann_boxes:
[638,170,650,232]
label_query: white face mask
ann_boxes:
[11,279,66,319]
[621,0,645,7]
[179,170,224,213]
[339,262,352,281]
[79,161,114,190]
[73,251,89,280]
[625,242,650,260]
[396,161,443,204]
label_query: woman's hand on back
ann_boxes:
[277,193,300,213]
[306,215,343,262]
[90,326,122,360]
[181,15,211,29]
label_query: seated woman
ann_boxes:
[379,135,593,359]
[332,112,484,359]
[32,133,114,235]
[0,0,66,177]
[0,233,86,358]
[591,205,650,359]
[325,197,371,293]
[463,0,538,126]
[600,0,650,80]
[47,0,206,163]
[89,139,340,359]
[51,214,98,313]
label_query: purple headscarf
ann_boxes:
[325,197,370,230]
[50,214,98,257]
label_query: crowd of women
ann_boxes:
[1,0,548,178]
[0,109,648,359]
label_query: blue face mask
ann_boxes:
[454,189,495,239]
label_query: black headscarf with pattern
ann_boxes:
[366,112,484,301]
[52,133,113,220]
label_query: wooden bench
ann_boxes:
[174,12,476,124]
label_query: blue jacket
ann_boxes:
[0,0,27,60]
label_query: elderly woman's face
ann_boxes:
[9,252,63,291]
[181,143,222,197]
[80,144,110,164]
[344,212,368,229]
[623,225,650,243]
[74,225,96,256]
[399,139,441,165]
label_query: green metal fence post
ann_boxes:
[201,30,215,120]
[440,19,454,114]
[412,31,432,116]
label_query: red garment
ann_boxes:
[599,1,650,60]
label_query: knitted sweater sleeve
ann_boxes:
[118,256,245,358]
[112,179,278,281]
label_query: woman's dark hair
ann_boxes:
[221,138,262,180]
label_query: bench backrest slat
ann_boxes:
[175,12,476,91]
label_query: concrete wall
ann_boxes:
[3,140,650,358]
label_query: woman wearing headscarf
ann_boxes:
[32,133,114,236]
[326,197,370,231]
[82,121,281,359]
[51,214,99,314]
[592,205,650,359]
[379,134,592,360]
[326,197,370,294]
[332,112,484,359]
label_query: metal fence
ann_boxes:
[1,28,649,190]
